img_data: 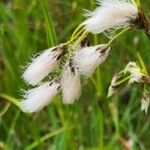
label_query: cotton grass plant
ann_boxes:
[2,0,150,114]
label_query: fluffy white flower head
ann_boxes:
[82,0,138,34]
[141,91,150,114]
[61,61,81,104]
[23,44,64,85]
[20,80,60,113]
[124,62,144,84]
[73,44,110,77]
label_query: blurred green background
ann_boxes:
[0,0,150,149]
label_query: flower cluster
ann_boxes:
[21,43,110,112]
[20,0,150,113]
[108,61,150,114]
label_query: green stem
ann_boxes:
[96,67,103,97]
[71,24,84,39]
[74,30,88,49]
[0,102,10,117]
[137,52,149,76]
[70,27,86,41]
[116,75,132,86]
[66,28,86,45]
[144,84,147,93]
[25,127,73,150]
[118,69,126,75]
[6,110,20,147]
[107,27,130,46]
[93,34,103,97]
[90,77,97,88]
[0,94,20,107]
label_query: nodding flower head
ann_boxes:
[141,91,150,114]
[82,0,138,34]
[108,73,121,98]
[20,79,60,113]
[23,44,65,85]
[61,61,81,104]
[73,44,110,77]
[124,61,144,84]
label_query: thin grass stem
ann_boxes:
[26,126,73,150]
[0,94,20,107]
[71,24,84,39]
[107,27,130,46]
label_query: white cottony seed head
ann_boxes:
[23,44,64,85]
[108,73,121,98]
[61,61,81,104]
[124,62,144,84]
[82,0,138,34]
[20,80,60,113]
[141,91,150,114]
[73,44,110,78]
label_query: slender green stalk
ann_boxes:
[107,27,130,46]
[25,127,73,150]
[94,34,103,97]
[99,109,104,149]
[116,75,132,86]
[0,94,20,107]
[41,0,57,46]
[137,52,149,76]
[6,110,20,148]
[71,24,84,39]
[74,30,88,49]
[0,102,10,117]
[65,27,87,46]
[90,77,97,88]
[70,27,86,42]
[96,66,103,97]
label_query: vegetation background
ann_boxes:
[0,0,150,149]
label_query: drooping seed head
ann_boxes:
[20,79,60,113]
[23,44,65,85]
[82,0,138,34]
[61,61,81,104]
[108,73,121,98]
[73,44,110,77]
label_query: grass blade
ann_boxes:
[41,0,58,46]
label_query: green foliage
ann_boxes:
[0,0,150,149]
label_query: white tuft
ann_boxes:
[124,62,144,84]
[141,91,150,114]
[82,0,138,34]
[61,61,81,104]
[23,44,64,85]
[73,44,110,78]
[108,73,121,98]
[20,80,60,113]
